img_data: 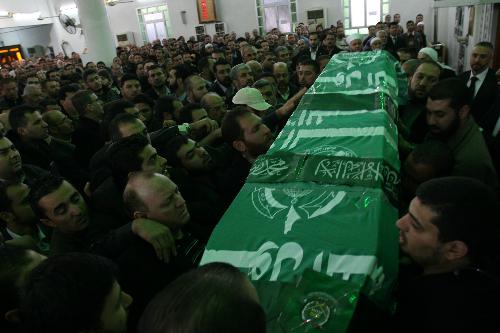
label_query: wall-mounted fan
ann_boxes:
[59,13,77,34]
[105,0,135,6]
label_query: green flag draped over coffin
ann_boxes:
[200,50,405,331]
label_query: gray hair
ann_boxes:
[229,63,250,81]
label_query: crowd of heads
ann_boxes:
[0,10,499,333]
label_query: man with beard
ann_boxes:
[84,69,119,104]
[273,62,298,107]
[220,107,274,201]
[226,64,254,107]
[298,59,320,88]
[393,177,500,332]
[425,79,497,186]
[399,61,441,155]
[185,75,209,104]
[211,59,231,98]
[42,109,74,143]
[201,92,227,125]
[168,64,192,101]
[145,65,170,101]
[160,134,227,225]
[458,42,498,130]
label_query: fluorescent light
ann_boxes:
[0,10,11,17]
[60,4,77,11]
[13,12,41,19]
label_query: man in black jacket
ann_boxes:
[458,41,498,128]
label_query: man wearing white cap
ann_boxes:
[418,47,456,79]
[346,35,363,52]
[232,87,271,117]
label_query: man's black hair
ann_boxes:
[101,99,136,141]
[8,105,39,132]
[221,106,251,145]
[133,93,155,108]
[28,174,65,219]
[20,253,118,333]
[153,95,179,123]
[389,22,399,28]
[58,83,80,103]
[299,59,320,74]
[411,140,454,177]
[147,64,163,76]
[120,73,140,88]
[106,133,150,192]
[416,177,500,273]
[172,64,194,83]
[0,245,33,329]
[83,69,98,82]
[428,78,469,111]
[70,90,93,116]
[158,134,188,168]
[178,103,204,124]
[108,113,145,142]
[138,262,266,333]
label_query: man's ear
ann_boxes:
[40,218,56,228]
[232,140,246,153]
[5,308,20,323]
[443,240,469,261]
[133,211,148,220]
[458,105,470,120]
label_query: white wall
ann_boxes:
[213,0,257,37]
[296,0,343,28]
[0,24,52,56]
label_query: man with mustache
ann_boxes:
[220,107,275,202]
[425,78,497,187]
[210,59,232,99]
[459,42,497,130]
[398,61,441,154]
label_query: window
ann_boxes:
[256,0,297,35]
[343,0,389,35]
[137,5,172,44]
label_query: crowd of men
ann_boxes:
[0,11,500,333]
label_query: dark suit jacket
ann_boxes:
[385,35,406,54]
[459,68,498,125]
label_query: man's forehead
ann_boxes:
[426,98,453,110]
[40,181,75,205]
[416,64,440,76]
[472,46,492,55]
[238,113,259,128]
[124,80,140,86]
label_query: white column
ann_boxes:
[76,0,116,65]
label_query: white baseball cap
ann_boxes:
[232,87,271,111]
